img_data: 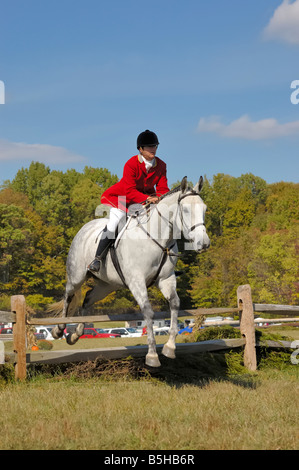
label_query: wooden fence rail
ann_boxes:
[0,285,298,380]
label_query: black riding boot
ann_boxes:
[88,226,114,273]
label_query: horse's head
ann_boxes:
[176,176,210,252]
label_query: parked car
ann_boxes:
[178,326,193,335]
[154,328,169,336]
[80,328,121,339]
[142,327,170,336]
[35,327,55,341]
[34,332,46,340]
[103,327,141,337]
[0,328,13,334]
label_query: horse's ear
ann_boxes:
[180,176,188,193]
[193,176,203,194]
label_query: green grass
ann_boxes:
[0,326,298,450]
[0,361,298,450]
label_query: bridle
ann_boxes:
[112,189,207,288]
[177,190,206,233]
[132,189,206,257]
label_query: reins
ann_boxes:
[110,188,206,287]
[132,188,206,256]
[130,198,178,257]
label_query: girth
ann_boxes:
[109,242,176,289]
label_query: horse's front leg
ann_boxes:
[128,282,161,367]
[143,300,161,367]
[158,275,180,359]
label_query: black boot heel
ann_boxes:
[88,257,101,273]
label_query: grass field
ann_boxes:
[0,326,298,450]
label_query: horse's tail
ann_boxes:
[47,289,82,317]
[46,299,64,317]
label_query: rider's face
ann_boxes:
[139,145,158,161]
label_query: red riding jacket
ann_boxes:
[101,155,170,211]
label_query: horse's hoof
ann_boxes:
[162,344,176,359]
[51,326,64,339]
[145,354,161,368]
[76,323,84,337]
[66,333,79,345]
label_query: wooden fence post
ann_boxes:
[11,295,27,381]
[237,285,257,371]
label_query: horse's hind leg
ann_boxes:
[51,292,74,339]
[66,280,116,345]
[158,275,180,359]
[52,280,82,339]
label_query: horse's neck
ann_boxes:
[156,192,179,221]
[146,192,180,243]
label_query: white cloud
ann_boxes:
[264,0,299,45]
[0,139,87,163]
[197,115,299,140]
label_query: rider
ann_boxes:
[88,130,170,273]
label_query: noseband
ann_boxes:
[177,190,206,232]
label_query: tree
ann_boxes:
[0,189,66,296]
[201,173,268,238]
[0,203,33,287]
[189,228,261,307]
[70,178,103,232]
[222,188,256,237]
[9,161,50,206]
[34,172,71,227]
[248,225,299,304]
[83,166,118,190]
[266,182,299,229]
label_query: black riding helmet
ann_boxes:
[137,130,159,149]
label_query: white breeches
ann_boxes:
[106,207,126,234]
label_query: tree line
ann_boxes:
[0,161,298,312]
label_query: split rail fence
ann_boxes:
[0,284,298,380]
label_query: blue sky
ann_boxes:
[0,0,299,186]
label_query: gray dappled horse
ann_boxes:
[51,176,210,367]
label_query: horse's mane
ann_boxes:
[159,184,192,202]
